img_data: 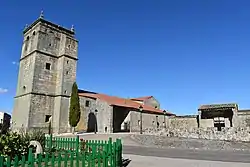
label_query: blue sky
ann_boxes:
[1,0,250,115]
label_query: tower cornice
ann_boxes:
[23,18,75,36]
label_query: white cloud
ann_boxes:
[0,88,8,94]
[12,61,19,65]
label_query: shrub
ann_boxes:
[20,129,46,148]
[0,131,29,159]
[0,129,46,159]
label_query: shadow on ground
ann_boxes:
[122,158,131,167]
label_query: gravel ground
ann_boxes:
[130,134,250,151]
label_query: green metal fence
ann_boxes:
[45,135,80,151]
[0,135,123,167]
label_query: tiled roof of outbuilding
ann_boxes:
[78,93,174,115]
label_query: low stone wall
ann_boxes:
[131,134,250,151]
[168,115,198,129]
[144,127,250,142]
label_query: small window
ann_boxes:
[45,63,51,70]
[66,60,69,64]
[68,45,71,48]
[64,90,67,94]
[26,36,29,40]
[23,86,26,90]
[33,31,36,35]
[49,43,52,46]
[24,44,28,51]
[45,115,51,122]
[66,71,69,75]
[155,106,158,109]
[85,100,90,107]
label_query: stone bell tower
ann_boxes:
[12,12,78,133]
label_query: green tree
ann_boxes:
[69,82,81,133]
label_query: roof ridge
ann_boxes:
[78,92,174,115]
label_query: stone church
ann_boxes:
[12,14,174,134]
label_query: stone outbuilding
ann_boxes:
[198,103,238,130]
[77,90,174,133]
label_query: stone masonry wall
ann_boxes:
[144,97,160,109]
[12,95,32,128]
[150,127,250,142]
[130,111,166,132]
[29,94,54,128]
[168,116,198,129]
[15,56,36,96]
[12,54,35,128]
[143,113,250,142]
[32,52,58,94]
[76,97,113,133]
[233,112,250,128]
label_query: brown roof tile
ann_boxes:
[130,96,153,101]
[78,93,174,115]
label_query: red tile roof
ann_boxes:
[130,96,153,101]
[78,93,174,115]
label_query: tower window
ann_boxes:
[33,31,36,35]
[26,36,29,41]
[66,71,69,75]
[45,115,51,122]
[67,60,69,64]
[23,86,26,90]
[85,100,90,107]
[64,90,67,94]
[45,63,51,70]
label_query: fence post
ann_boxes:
[108,137,112,152]
[49,134,53,150]
[115,138,119,166]
[76,135,80,152]
[28,148,33,164]
[0,156,3,167]
[113,141,117,167]
[108,138,112,166]
[104,143,108,167]
[118,139,122,166]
